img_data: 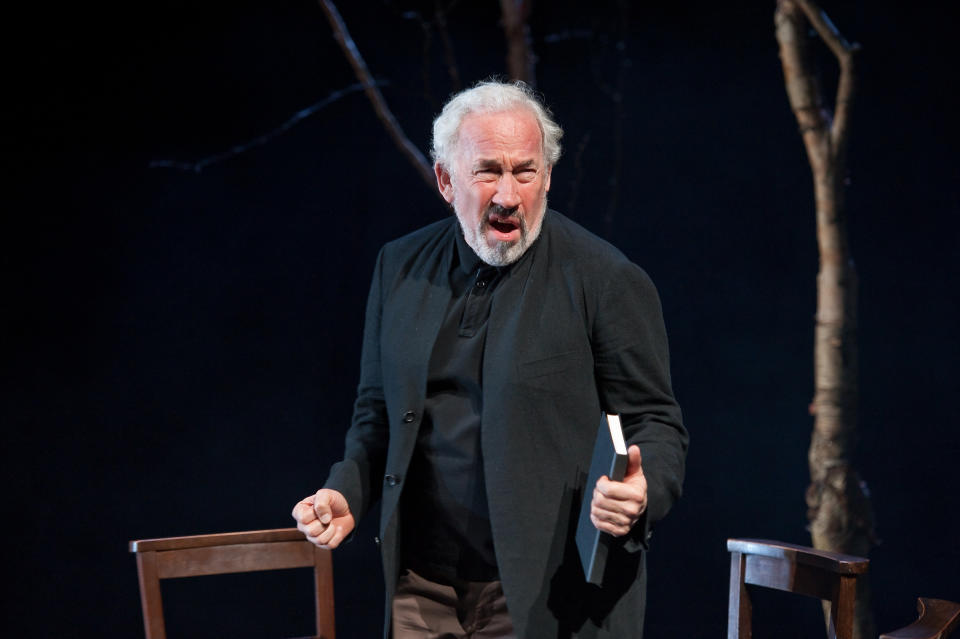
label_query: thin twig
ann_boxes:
[604,0,629,237]
[794,0,856,61]
[149,82,372,173]
[399,2,462,109]
[318,0,438,194]
[435,0,462,91]
[401,9,439,108]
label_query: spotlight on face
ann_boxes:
[437,109,552,267]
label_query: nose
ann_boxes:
[492,174,521,209]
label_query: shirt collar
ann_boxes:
[454,223,485,276]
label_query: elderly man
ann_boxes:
[293,80,687,638]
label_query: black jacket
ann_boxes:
[325,210,688,638]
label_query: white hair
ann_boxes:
[431,80,563,171]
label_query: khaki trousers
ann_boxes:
[391,568,517,639]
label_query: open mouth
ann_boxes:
[487,214,521,239]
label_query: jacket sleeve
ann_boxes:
[323,247,390,521]
[591,258,688,552]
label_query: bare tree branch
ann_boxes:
[776,3,829,144]
[149,82,372,173]
[399,9,440,108]
[793,0,860,165]
[435,0,462,91]
[499,0,536,85]
[400,2,463,110]
[318,0,438,195]
[794,0,856,60]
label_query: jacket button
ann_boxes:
[402,410,416,423]
[384,474,401,486]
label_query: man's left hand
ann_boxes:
[590,444,647,537]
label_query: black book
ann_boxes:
[575,412,629,585]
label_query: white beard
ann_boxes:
[454,201,546,267]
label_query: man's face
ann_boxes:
[436,108,552,266]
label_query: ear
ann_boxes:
[544,164,552,193]
[435,162,455,204]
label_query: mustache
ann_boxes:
[486,204,520,219]
[481,205,526,238]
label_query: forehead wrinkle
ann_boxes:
[455,110,544,169]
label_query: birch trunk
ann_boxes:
[774,1,876,637]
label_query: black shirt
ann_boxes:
[399,228,509,582]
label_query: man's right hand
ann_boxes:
[292,488,356,549]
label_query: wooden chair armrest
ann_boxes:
[129,527,305,553]
[727,538,869,575]
[880,598,960,639]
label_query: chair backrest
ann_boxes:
[726,538,868,639]
[880,597,960,639]
[129,527,334,639]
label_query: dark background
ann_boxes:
[5,0,958,636]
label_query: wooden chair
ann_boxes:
[129,527,334,639]
[880,597,960,639]
[727,538,869,639]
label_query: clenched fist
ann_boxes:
[292,488,356,549]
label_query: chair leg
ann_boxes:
[728,551,752,639]
[827,574,858,639]
[313,546,336,639]
[136,551,167,639]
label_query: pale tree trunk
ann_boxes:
[774,1,876,637]
[500,0,536,85]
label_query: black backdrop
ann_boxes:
[6,1,958,636]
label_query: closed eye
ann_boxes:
[515,168,537,182]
